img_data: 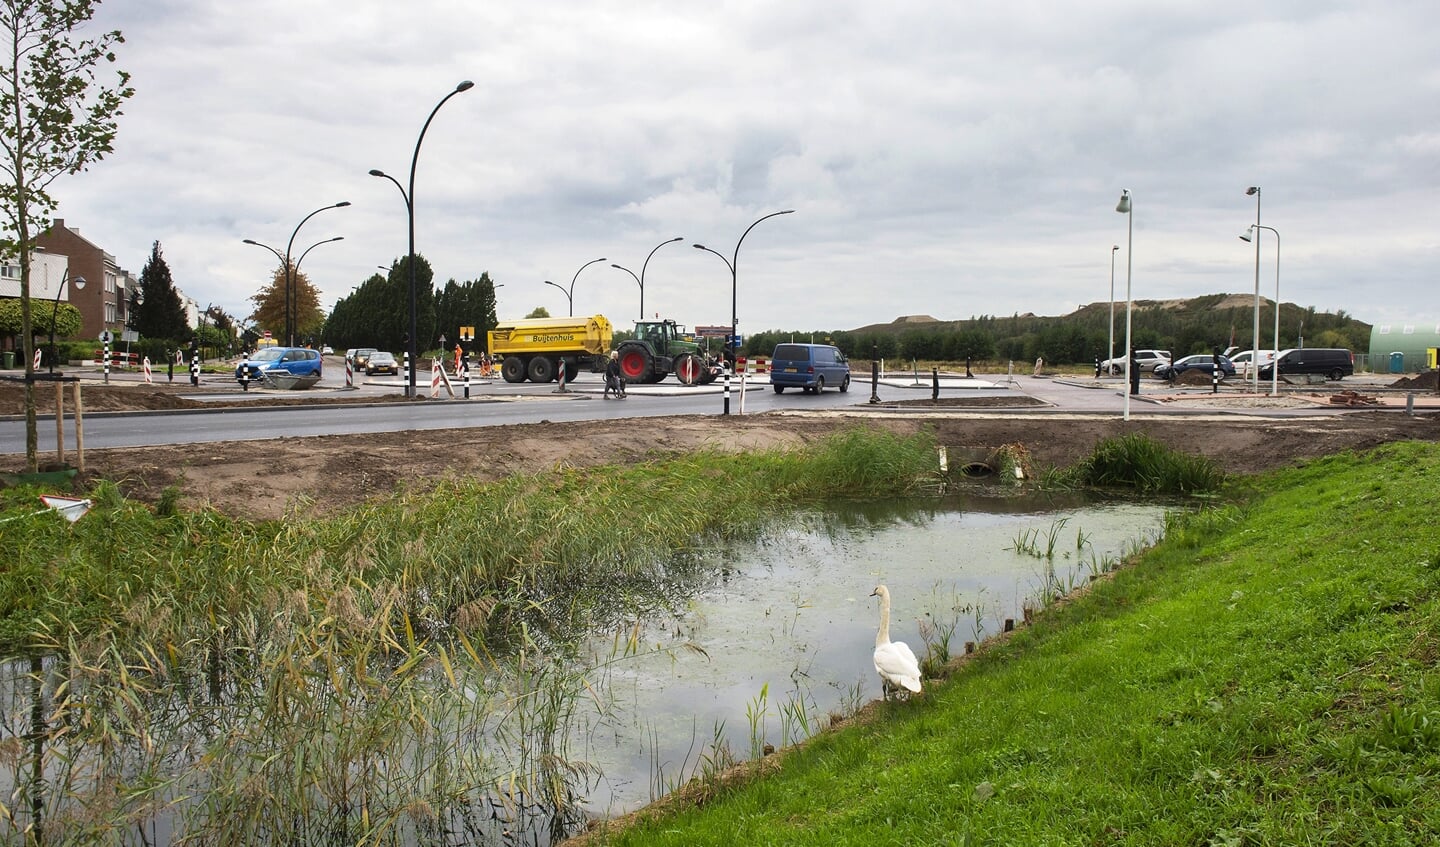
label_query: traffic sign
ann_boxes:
[99,330,113,344]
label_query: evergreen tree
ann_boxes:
[133,241,188,341]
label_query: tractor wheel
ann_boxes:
[674,353,703,386]
[527,356,555,383]
[618,343,654,383]
[501,356,527,383]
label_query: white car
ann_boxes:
[1100,349,1170,376]
[1228,349,1277,378]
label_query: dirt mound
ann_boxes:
[1391,371,1439,391]
[1172,370,1225,386]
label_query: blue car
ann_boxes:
[236,347,322,384]
[1156,353,1236,382]
[770,343,851,394]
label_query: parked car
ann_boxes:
[1228,349,1277,378]
[352,347,378,371]
[1100,349,1170,376]
[1257,348,1354,381]
[235,347,322,384]
[770,343,851,394]
[365,351,399,375]
[1156,354,1237,381]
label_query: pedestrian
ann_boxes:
[604,350,625,399]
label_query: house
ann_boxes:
[32,218,137,342]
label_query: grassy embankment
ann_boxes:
[583,441,1440,845]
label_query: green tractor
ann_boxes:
[615,320,722,385]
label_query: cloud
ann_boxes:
[38,0,1440,338]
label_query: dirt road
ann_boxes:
[4,378,1437,519]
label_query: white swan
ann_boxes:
[871,584,922,699]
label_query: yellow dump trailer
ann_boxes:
[488,315,614,383]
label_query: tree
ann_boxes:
[1,0,132,470]
[434,271,501,346]
[131,240,186,342]
[525,306,550,319]
[247,264,322,345]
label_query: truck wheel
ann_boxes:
[527,356,556,383]
[674,353,702,386]
[501,357,527,383]
[618,344,654,383]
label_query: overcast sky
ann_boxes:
[47,0,1440,339]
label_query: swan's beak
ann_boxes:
[869,588,879,597]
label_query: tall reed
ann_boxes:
[0,425,941,843]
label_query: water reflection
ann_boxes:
[569,491,1167,815]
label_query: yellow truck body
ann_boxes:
[488,315,613,383]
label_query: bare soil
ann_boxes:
[4,382,1439,520]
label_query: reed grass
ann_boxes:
[1047,432,1225,494]
[0,424,941,843]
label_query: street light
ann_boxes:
[243,200,349,347]
[542,279,572,315]
[1108,244,1119,370]
[543,258,606,317]
[1246,186,1261,393]
[47,272,85,374]
[1239,224,1281,396]
[614,236,683,320]
[610,264,641,318]
[370,78,474,397]
[295,237,343,345]
[1115,189,1133,422]
[693,209,794,361]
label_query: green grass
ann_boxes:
[1047,432,1227,494]
[585,442,1440,845]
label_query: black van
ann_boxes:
[1257,348,1353,381]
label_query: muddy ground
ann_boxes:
[3,381,1439,520]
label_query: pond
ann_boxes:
[561,491,1168,817]
[0,491,1169,845]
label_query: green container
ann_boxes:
[1,350,14,369]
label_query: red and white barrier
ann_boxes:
[142,357,153,384]
[430,358,441,398]
[345,358,353,387]
[33,348,42,369]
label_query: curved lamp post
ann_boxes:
[1239,224,1280,396]
[1108,244,1119,370]
[285,202,350,347]
[370,79,474,397]
[693,209,794,358]
[609,264,641,319]
[1115,189,1133,421]
[541,279,573,316]
[615,236,683,320]
[543,257,606,317]
[242,238,286,337]
[294,236,344,345]
[1246,186,1261,392]
[47,272,85,374]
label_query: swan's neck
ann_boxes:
[876,593,892,647]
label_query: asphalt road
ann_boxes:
[0,365,1417,455]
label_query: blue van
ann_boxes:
[770,343,851,394]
